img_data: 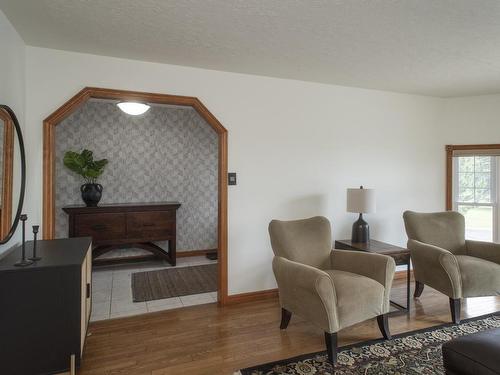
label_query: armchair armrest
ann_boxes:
[330,250,395,312]
[272,256,339,332]
[408,239,462,298]
[330,250,395,288]
[466,240,500,265]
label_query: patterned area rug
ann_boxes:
[239,312,500,375]
[131,264,217,301]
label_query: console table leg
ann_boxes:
[388,259,411,315]
[169,238,176,267]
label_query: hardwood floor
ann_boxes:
[80,278,500,375]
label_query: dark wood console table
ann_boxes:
[63,202,181,266]
[334,239,411,315]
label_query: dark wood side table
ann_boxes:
[334,239,411,314]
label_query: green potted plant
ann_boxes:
[63,149,108,207]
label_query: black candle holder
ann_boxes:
[15,214,33,267]
[29,225,41,261]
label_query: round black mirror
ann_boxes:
[0,105,26,245]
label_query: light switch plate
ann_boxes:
[228,172,237,185]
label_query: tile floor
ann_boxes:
[91,256,218,321]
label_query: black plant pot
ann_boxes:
[80,183,103,207]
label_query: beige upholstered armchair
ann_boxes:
[269,216,396,364]
[403,211,500,324]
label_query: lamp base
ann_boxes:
[351,214,370,243]
[14,259,34,267]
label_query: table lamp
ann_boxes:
[346,186,376,243]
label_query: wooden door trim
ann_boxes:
[446,144,500,210]
[43,87,229,305]
[0,108,14,239]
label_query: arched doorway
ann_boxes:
[43,87,228,304]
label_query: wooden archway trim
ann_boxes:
[43,87,229,304]
[0,108,14,239]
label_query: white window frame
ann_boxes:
[452,156,499,242]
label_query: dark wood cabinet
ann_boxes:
[0,237,92,375]
[63,202,181,266]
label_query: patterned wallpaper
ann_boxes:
[55,100,218,254]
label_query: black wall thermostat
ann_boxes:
[228,172,237,185]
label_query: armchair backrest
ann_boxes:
[268,216,332,269]
[403,210,466,254]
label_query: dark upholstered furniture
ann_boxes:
[442,328,500,375]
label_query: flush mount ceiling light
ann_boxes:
[117,101,151,115]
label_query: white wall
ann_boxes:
[0,10,24,118]
[25,46,446,294]
[438,94,500,242]
[438,94,500,143]
[0,10,25,254]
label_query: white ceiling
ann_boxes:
[2,0,500,97]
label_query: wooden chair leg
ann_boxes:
[449,298,461,324]
[324,332,337,365]
[280,308,292,329]
[414,281,424,298]
[377,314,391,340]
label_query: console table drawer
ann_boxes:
[74,213,126,240]
[127,211,175,239]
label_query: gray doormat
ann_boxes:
[131,264,217,302]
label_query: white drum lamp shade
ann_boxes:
[347,187,376,214]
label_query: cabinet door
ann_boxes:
[86,249,92,323]
[80,245,92,357]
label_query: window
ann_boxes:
[447,146,500,242]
